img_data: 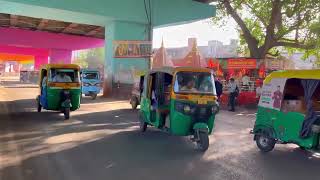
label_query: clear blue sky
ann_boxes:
[153,18,238,48]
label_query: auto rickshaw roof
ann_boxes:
[265,69,320,83]
[150,66,212,75]
[40,64,80,70]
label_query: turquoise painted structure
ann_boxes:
[0,0,216,95]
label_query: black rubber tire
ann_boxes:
[37,97,42,112]
[64,108,70,120]
[139,114,147,132]
[256,134,276,152]
[197,131,209,152]
[299,146,306,150]
[91,94,97,100]
[131,97,138,110]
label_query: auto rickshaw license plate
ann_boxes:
[198,99,207,104]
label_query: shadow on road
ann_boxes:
[0,99,212,180]
[80,96,129,105]
[2,96,320,180]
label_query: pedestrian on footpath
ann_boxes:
[227,78,238,112]
[215,78,223,100]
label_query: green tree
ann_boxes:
[73,48,105,68]
[213,0,320,59]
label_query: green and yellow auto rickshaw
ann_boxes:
[252,70,320,152]
[139,67,219,151]
[36,64,81,119]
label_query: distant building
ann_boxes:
[151,41,173,68]
[157,38,239,60]
[281,52,316,69]
[152,38,207,68]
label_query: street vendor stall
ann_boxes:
[208,58,283,106]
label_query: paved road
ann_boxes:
[0,82,319,180]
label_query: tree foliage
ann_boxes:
[73,48,105,68]
[213,0,320,59]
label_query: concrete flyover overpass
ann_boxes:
[0,0,216,95]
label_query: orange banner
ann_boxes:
[227,59,256,69]
[0,53,34,61]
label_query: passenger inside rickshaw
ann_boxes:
[174,73,215,94]
[150,72,172,127]
[49,69,79,83]
[281,78,320,117]
[281,78,306,113]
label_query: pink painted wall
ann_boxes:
[35,55,49,69]
[49,49,72,64]
[0,45,49,56]
[0,27,104,50]
[0,45,49,70]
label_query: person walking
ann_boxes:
[215,78,223,100]
[227,78,238,112]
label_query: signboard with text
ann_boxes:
[113,40,152,58]
[227,59,257,69]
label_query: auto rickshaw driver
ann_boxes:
[53,71,72,82]
[181,78,197,92]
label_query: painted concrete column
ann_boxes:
[49,49,72,64]
[103,21,150,96]
[34,55,48,70]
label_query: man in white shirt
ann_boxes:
[53,72,72,83]
[242,74,250,91]
[228,78,238,112]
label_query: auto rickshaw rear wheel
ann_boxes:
[139,114,147,132]
[64,108,70,120]
[131,97,138,110]
[255,134,276,152]
[37,97,42,112]
[197,131,209,152]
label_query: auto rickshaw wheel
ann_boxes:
[139,114,147,132]
[256,134,276,152]
[131,97,138,110]
[197,131,209,152]
[91,94,97,100]
[37,97,42,112]
[64,108,70,120]
[299,146,306,150]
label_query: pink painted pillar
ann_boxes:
[49,49,72,64]
[34,55,49,70]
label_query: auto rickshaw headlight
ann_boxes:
[184,105,191,113]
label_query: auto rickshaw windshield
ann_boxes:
[174,72,216,95]
[48,68,80,83]
[82,72,99,80]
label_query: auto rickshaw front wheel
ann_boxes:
[255,134,276,152]
[91,94,97,100]
[196,131,209,152]
[64,108,70,120]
